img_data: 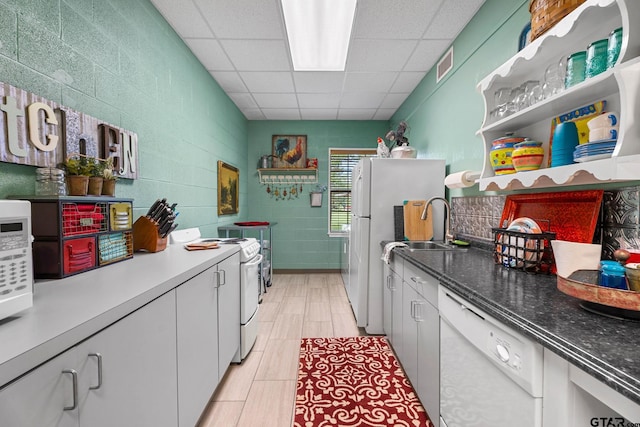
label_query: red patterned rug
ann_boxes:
[294,336,434,427]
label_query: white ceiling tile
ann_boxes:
[228,93,258,109]
[339,92,386,109]
[391,72,426,92]
[220,40,290,71]
[297,93,341,109]
[373,109,396,120]
[194,0,284,39]
[300,109,339,120]
[239,72,294,93]
[262,109,301,120]
[151,0,213,38]
[343,72,398,93]
[403,39,451,72]
[186,38,234,70]
[210,72,248,93]
[353,0,444,40]
[380,93,409,109]
[253,93,298,109]
[241,109,266,120]
[423,0,485,39]
[337,109,376,120]
[346,40,418,72]
[293,72,345,93]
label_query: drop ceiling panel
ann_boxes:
[253,93,298,109]
[149,0,486,120]
[194,0,284,39]
[352,0,444,40]
[151,0,213,38]
[211,72,248,93]
[343,72,398,93]
[186,39,234,70]
[346,39,418,72]
[297,93,341,109]
[239,72,295,93]
[220,40,291,71]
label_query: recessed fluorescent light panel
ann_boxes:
[281,0,357,71]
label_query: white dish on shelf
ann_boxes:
[574,152,614,162]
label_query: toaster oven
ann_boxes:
[0,200,33,321]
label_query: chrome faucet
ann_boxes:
[421,196,454,244]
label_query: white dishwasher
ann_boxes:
[438,286,544,427]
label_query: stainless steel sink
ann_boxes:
[404,241,457,251]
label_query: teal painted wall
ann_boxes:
[392,0,530,197]
[246,121,388,270]
[0,0,248,237]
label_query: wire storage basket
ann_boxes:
[493,225,556,273]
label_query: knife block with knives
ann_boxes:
[133,199,178,252]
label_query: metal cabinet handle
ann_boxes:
[62,369,78,411]
[410,276,425,285]
[88,352,103,390]
[414,301,425,322]
[219,269,226,286]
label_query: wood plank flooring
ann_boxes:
[198,273,365,427]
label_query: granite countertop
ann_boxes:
[391,245,640,405]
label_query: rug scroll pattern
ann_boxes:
[294,336,434,427]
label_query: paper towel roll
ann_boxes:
[444,170,480,189]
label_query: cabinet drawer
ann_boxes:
[98,232,133,265]
[62,202,108,237]
[404,261,438,306]
[109,202,133,231]
[63,237,97,275]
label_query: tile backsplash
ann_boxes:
[451,187,640,259]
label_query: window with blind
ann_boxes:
[328,148,376,235]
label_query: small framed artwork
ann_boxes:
[272,135,307,168]
[217,160,239,216]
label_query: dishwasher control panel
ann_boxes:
[488,328,523,372]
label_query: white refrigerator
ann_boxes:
[348,158,445,334]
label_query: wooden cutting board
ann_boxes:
[403,200,433,241]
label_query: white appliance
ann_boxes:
[349,158,445,334]
[170,228,261,362]
[439,287,543,427]
[0,200,33,321]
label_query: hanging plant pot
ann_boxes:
[102,179,116,196]
[88,177,103,195]
[66,175,89,196]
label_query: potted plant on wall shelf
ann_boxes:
[60,155,92,196]
[88,157,104,196]
[101,157,117,197]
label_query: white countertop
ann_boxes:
[0,243,240,387]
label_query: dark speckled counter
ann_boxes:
[391,245,640,405]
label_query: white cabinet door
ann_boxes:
[78,290,178,427]
[401,284,419,386]
[176,266,219,427]
[0,347,80,427]
[416,298,440,427]
[217,253,240,379]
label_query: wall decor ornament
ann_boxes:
[0,81,139,179]
[272,135,307,168]
[217,160,239,215]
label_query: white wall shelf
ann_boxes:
[477,0,640,191]
[257,168,318,185]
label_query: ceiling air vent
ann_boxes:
[436,46,453,83]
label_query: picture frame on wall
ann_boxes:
[272,135,307,168]
[217,160,239,215]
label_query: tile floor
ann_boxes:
[198,273,364,427]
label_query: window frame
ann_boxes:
[327,147,377,237]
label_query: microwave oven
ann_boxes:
[0,200,33,321]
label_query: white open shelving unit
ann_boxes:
[477,0,640,191]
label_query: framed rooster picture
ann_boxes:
[272,135,307,168]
